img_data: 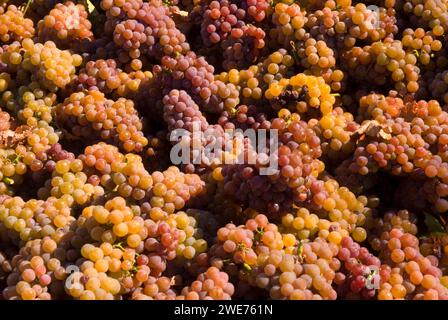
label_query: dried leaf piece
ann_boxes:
[0,127,29,148]
[354,120,392,142]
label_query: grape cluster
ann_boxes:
[377,229,448,300]
[0,39,82,91]
[0,5,35,44]
[70,59,154,98]
[37,1,93,49]
[55,90,148,153]
[335,236,381,299]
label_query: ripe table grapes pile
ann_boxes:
[0,0,448,301]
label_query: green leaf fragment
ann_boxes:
[242,263,252,271]
[424,212,446,234]
[3,177,14,185]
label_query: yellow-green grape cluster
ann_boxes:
[266,73,335,116]
[65,253,122,300]
[291,39,344,91]
[55,90,148,153]
[269,2,307,48]
[168,211,209,260]
[0,144,29,195]
[37,1,94,49]
[216,49,295,104]
[26,120,60,156]
[0,117,59,194]
[2,88,57,126]
[79,197,145,249]
[144,210,207,264]
[2,39,82,91]
[401,0,448,32]
[37,159,104,205]
[401,28,443,67]
[73,59,155,98]
[315,106,358,157]
[343,39,420,94]
[104,153,154,201]
[241,235,339,300]
[2,239,68,300]
[216,66,264,103]
[347,3,397,42]
[21,90,55,125]
[305,179,368,242]
[78,197,207,277]
[255,49,296,86]
[0,5,35,44]
[142,166,205,213]
[0,196,75,242]
[77,144,154,202]
[280,207,349,244]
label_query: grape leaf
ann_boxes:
[424,212,447,234]
[3,177,14,185]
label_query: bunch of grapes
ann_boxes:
[70,59,154,98]
[0,5,35,44]
[55,90,148,153]
[2,238,70,300]
[0,195,75,243]
[216,49,296,105]
[37,158,105,205]
[0,39,82,91]
[334,236,381,299]
[37,1,94,50]
[367,209,418,251]
[101,0,190,64]
[180,266,234,299]
[221,24,266,71]
[265,73,336,118]
[342,39,420,94]
[157,51,239,114]
[9,0,61,22]
[377,229,448,300]
[399,0,448,33]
